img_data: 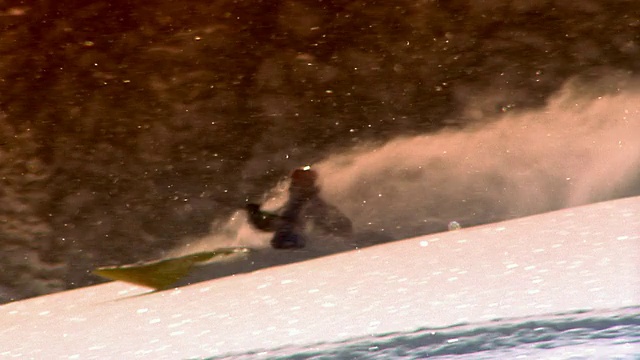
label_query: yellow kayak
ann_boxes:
[92,247,250,290]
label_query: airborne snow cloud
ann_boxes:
[313,74,640,241]
[184,73,640,252]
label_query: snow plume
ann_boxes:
[180,74,640,253]
[315,75,640,241]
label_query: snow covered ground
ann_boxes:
[1,195,638,359]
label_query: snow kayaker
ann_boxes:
[246,167,352,249]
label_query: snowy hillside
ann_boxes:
[1,196,638,359]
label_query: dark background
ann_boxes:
[0,0,638,302]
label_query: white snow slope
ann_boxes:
[1,196,639,359]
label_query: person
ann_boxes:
[246,167,352,249]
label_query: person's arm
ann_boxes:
[245,203,281,232]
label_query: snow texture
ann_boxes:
[1,196,639,359]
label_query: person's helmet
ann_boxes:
[290,166,318,190]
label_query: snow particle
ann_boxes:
[448,221,461,231]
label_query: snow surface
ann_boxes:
[1,196,639,359]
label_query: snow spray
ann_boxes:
[314,75,640,241]
[179,74,640,252]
